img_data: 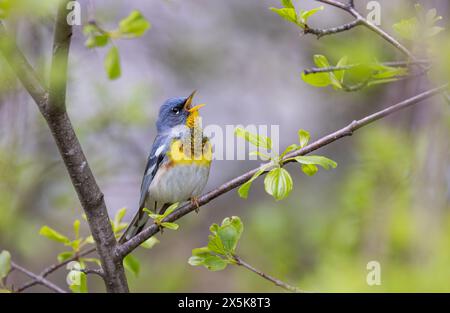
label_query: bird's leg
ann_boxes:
[190,196,200,213]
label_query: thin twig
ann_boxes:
[78,268,104,278]
[11,262,67,293]
[233,255,303,293]
[304,19,361,38]
[303,60,431,75]
[316,0,350,11]
[116,83,448,257]
[310,0,417,61]
[16,247,96,292]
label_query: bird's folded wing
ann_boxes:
[138,134,173,209]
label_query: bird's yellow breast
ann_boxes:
[167,138,212,166]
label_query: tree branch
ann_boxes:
[0,0,128,292]
[311,0,417,60]
[233,255,303,293]
[303,60,431,75]
[116,83,448,257]
[11,262,67,293]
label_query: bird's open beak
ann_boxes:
[184,90,206,112]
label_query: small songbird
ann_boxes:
[119,91,212,243]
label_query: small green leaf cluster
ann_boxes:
[39,221,96,264]
[235,127,337,201]
[39,219,98,293]
[393,4,444,41]
[38,208,158,291]
[143,202,180,231]
[188,216,243,271]
[0,250,11,292]
[302,55,409,90]
[83,10,151,79]
[66,261,88,293]
[270,0,323,29]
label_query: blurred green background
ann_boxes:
[0,0,449,292]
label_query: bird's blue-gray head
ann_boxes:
[156,91,205,133]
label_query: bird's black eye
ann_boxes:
[172,107,180,115]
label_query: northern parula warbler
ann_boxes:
[119,91,212,243]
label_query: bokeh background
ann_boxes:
[1,0,450,292]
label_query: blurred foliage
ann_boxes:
[0,0,449,293]
[84,10,151,79]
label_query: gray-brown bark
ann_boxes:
[0,0,129,293]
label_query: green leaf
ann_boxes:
[69,239,82,251]
[188,254,228,271]
[39,226,70,244]
[425,26,444,37]
[425,8,441,24]
[218,223,238,252]
[234,127,272,150]
[83,24,98,36]
[161,202,179,218]
[114,208,127,225]
[301,71,331,87]
[189,217,245,271]
[280,144,300,158]
[112,208,128,233]
[294,155,337,170]
[0,289,11,293]
[264,168,293,200]
[281,0,294,8]
[188,256,205,266]
[370,63,408,79]
[299,6,324,25]
[301,164,318,176]
[393,17,418,40]
[66,262,88,293]
[207,234,226,255]
[218,216,243,253]
[238,164,270,199]
[73,219,80,239]
[57,251,74,263]
[84,236,94,244]
[298,129,310,148]
[314,54,330,68]
[123,254,140,277]
[143,207,159,220]
[140,237,160,249]
[202,255,228,271]
[0,250,11,279]
[119,10,151,37]
[335,56,348,83]
[269,7,298,25]
[191,247,211,257]
[104,46,121,80]
[303,54,342,89]
[161,222,179,230]
[249,151,271,160]
[85,34,109,48]
[69,272,88,293]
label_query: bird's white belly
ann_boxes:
[148,163,210,204]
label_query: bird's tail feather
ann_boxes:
[118,207,149,244]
